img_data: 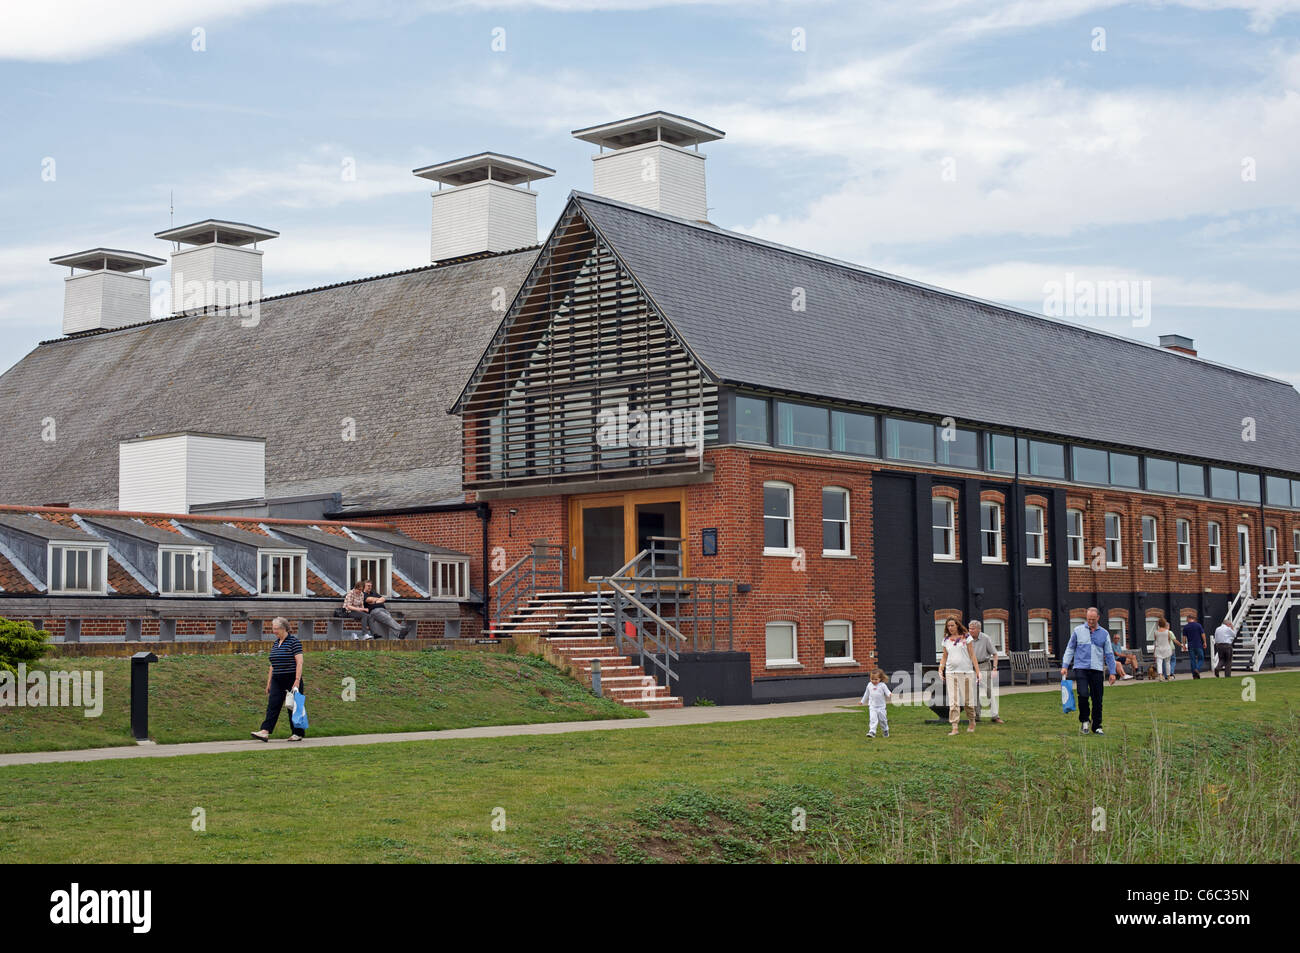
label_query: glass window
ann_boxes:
[1294,480,1300,508]
[765,621,798,665]
[885,418,936,463]
[349,555,391,595]
[822,488,850,555]
[1110,453,1140,488]
[986,433,1016,473]
[1266,527,1279,566]
[1105,513,1123,566]
[763,483,794,553]
[1108,617,1128,648]
[433,560,467,598]
[1145,616,1160,651]
[1022,439,1066,479]
[734,396,769,444]
[1142,516,1159,568]
[982,619,1007,655]
[1238,472,1261,503]
[48,545,106,594]
[1265,475,1291,507]
[776,402,829,450]
[1145,457,1178,493]
[1179,464,1206,496]
[937,428,980,469]
[1025,505,1046,563]
[1066,509,1084,565]
[980,502,1002,561]
[1209,467,1238,500]
[1293,529,1300,563]
[1207,522,1222,571]
[933,620,950,662]
[260,551,304,596]
[160,547,211,596]
[831,410,876,456]
[824,620,853,661]
[932,498,956,559]
[1176,519,1192,569]
[1027,618,1049,653]
[1072,446,1109,484]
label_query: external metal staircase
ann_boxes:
[1226,564,1299,672]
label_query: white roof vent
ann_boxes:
[413,152,554,262]
[49,248,165,335]
[119,432,266,514]
[155,219,278,314]
[572,111,724,222]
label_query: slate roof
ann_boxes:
[0,249,538,511]
[573,192,1300,475]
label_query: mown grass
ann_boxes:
[0,650,640,753]
[0,673,1295,863]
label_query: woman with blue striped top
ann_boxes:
[250,617,306,742]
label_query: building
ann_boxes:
[2,111,1298,704]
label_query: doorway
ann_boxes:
[569,488,686,590]
[1238,524,1251,592]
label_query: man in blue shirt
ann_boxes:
[1060,607,1117,735]
[1182,610,1206,679]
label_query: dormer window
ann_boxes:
[48,543,108,595]
[432,559,468,599]
[259,549,306,596]
[349,554,392,596]
[160,546,212,596]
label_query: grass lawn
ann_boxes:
[1,673,1296,863]
[0,650,640,753]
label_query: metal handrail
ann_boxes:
[599,577,686,688]
[490,546,563,629]
[1249,563,1295,671]
[489,552,532,590]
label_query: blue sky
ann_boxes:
[2,0,1298,386]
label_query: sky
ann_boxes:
[1,0,1298,386]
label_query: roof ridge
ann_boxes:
[0,503,393,530]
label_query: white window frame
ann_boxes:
[1025,505,1046,565]
[932,497,956,561]
[823,619,854,664]
[981,619,1007,655]
[1108,616,1128,649]
[158,545,213,596]
[1066,509,1084,566]
[1145,615,1160,651]
[47,542,109,595]
[1176,518,1192,570]
[933,619,950,662]
[763,482,795,556]
[821,487,851,557]
[1265,527,1279,567]
[980,501,1003,563]
[1027,617,1049,653]
[431,558,468,599]
[765,621,799,668]
[1293,529,1300,565]
[1142,515,1159,569]
[1207,521,1223,571]
[1105,512,1123,567]
[1237,524,1250,585]
[349,553,393,596]
[258,549,306,597]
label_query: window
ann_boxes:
[822,487,850,555]
[1066,509,1085,565]
[831,410,876,456]
[160,546,211,596]
[1176,519,1192,569]
[1294,529,1300,563]
[765,621,798,666]
[1145,457,1178,494]
[1108,616,1128,648]
[432,559,467,598]
[982,619,1007,655]
[1179,463,1206,497]
[1105,513,1122,566]
[1110,453,1140,488]
[1210,467,1238,500]
[1027,618,1049,653]
[1072,447,1110,484]
[1265,527,1279,566]
[734,395,769,444]
[776,402,829,450]
[824,620,853,661]
[936,428,980,469]
[48,544,107,595]
[1238,472,1261,503]
[1265,474,1291,506]
[1145,615,1160,650]
[980,502,1003,562]
[1070,616,1086,639]
[932,498,956,559]
[1207,522,1223,571]
[1025,505,1046,564]
[259,550,305,596]
[933,619,950,661]
[985,433,1016,473]
[885,418,935,463]
[1019,439,1066,479]
[1141,516,1159,568]
[349,555,391,595]
[1294,479,1300,508]
[763,482,794,554]
[1237,525,1250,574]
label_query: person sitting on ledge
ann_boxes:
[362,578,407,640]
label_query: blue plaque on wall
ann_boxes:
[702,527,717,556]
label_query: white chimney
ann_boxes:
[572,111,725,222]
[119,432,266,513]
[155,219,278,314]
[412,152,554,262]
[50,248,165,335]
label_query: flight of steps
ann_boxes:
[493,592,683,710]
[1232,601,1270,671]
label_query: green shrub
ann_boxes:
[0,617,51,675]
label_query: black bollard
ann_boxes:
[130,652,158,742]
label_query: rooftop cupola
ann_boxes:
[412,152,555,263]
[155,219,278,314]
[49,248,165,335]
[572,111,725,222]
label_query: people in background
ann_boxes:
[859,669,892,739]
[1152,617,1181,681]
[362,578,407,640]
[937,618,979,736]
[250,616,305,742]
[343,579,374,640]
[1061,607,1116,735]
[968,620,1004,724]
[1111,631,1137,680]
[1182,611,1206,679]
[1213,618,1236,677]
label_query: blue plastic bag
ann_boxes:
[1060,676,1076,714]
[291,689,308,731]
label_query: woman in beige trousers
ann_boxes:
[938,618,980,735]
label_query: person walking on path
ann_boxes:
[251,617,306,742]
[969,620,1004,723]
[859,669,892,739]
[1152,617,1181,681]
[1213,618,1236,678]
[938,618,979,736]
[1060,607,1116,735]
[1182,611,1207,679]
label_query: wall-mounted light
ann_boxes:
[508,508,518,537]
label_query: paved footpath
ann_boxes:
[1,667,1292,768]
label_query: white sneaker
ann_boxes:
[363,634,374,641]
[288,734,303,742]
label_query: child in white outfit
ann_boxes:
[859,669,892,738]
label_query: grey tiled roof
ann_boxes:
[0,250,538,510]
[574,193,1300,475]
[348,526,467,557]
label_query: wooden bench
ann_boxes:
[1009,649,1058,685]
